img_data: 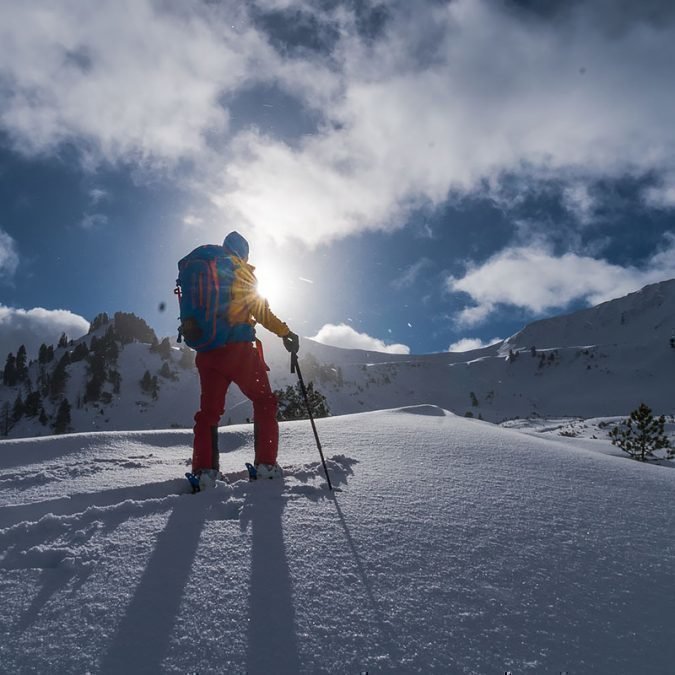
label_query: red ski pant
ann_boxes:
[192,342,278,473]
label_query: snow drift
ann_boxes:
[1,408,674,673]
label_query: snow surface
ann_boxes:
[1,407,674,673]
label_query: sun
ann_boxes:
[254,261,287,314]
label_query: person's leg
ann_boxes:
[192,350,230,473]
[230,342,279,466]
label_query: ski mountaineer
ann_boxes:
[188,231,299,490]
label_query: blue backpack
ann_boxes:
[175,245,236,351]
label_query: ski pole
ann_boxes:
[290,351,334,491]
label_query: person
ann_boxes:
[191,231,299,489]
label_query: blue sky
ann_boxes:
[1,0,675,357]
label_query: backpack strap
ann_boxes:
[255,338,270,371]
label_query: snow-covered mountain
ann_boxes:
[1,279,674,438]
[1,408,674,673]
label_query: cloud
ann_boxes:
[0,306,90,358]
[80,213,109,230]
[2,1,675,245]
[89,188,108,204]
[561,183,596,225]
[448,337,503,352]
[448,234,675,326]
[214,0,675,245]
[392,258,433,290]
[643,173,675,209]
[0,1,268,165]
[310,323,410,354]
[0,229,19,280]
[182,214,204,229]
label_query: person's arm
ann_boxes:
[230,260,292,337]
[250,294,290,337]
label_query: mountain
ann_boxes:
[1,408,674,672]
[1,280,674,439]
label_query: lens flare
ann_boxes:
[254,262,286,314]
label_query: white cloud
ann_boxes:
[562,183,596,224]
[214,0,675,245]
[392,258,433,290]
[2,2,675,245]
[449,234,675,326]
[448,337,502,352]
[80,213,108,230]
[0,229,19,279]
[0,1,268,165]
[182,214,204,229]
[0,306,90,358]
[643,173,675,209]
[89,188,108,204]
[310,323,410,354]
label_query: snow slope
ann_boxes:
[2,279,674,438]
[1,408,674,673]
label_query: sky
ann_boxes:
[1,0,675,358]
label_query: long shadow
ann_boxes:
[242,482,302,675]
[99,497,208,674]
[332,496,403,665]
[15,569,80,633]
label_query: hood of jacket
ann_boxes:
[223,231,249,260]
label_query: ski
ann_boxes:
[245,462,257,480]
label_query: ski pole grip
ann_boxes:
[290,352,297,375]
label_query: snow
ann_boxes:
[3,278,675,439]
[1,407,674,673]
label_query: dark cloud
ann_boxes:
[249,5,341,58]
[248,0,390,58]
[506,0,675,31]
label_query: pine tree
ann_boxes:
[85,352,107,402]
[154,337,172,360]
[58,332,69,349]
[159,361,176,380]
[12,393,24,423]
[3,353,17,386]
[53,398,72,434]
[113,312,157,344]
[140,370,152,392]
[38,365,50,397]
[89,313,110,333]
[70,342,89,362]
[2,401,12,435]
[140,370,160,399]
[178,348,195,369]
[15,345,28,382]
[275,382,330,421]
[95,326,119,362]
[109,369,121,394]
[609,403,672,462]
[50,353,70,399]
[24,391,42,418]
